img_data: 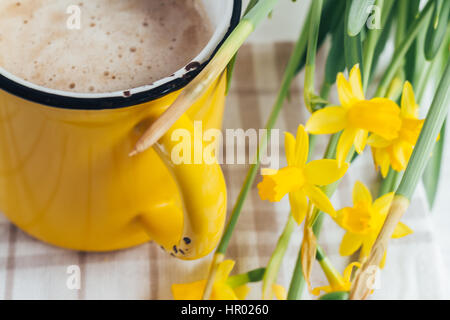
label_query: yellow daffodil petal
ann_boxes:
[343,262,361,282]
[353,181,373,206]
[312,285,332,296]
[334,208,347,229]
[172,280,206,300]
[304,184,336,217]
[372,192,394,216]
[305,106,348,134]
[258,167,304,202]
[348,98,402,140]
[339,232,363,256]
[272,284,287,300]
[349,64,365,100]
[233,285,250,300]
[294,125,309,167]
[361,234,377,257]
[211,283,239,300]
[392,222,413,239]
[401,81,419,118]
[337,128,357,167]
[368,134,392,148]
[304,159,348,186]
[284,132,296,166]
[215,260,235,283]
[289,190,308,225]
[372,147,391,178]
[337,73,359,108]
[172,260,240,301]
[391,141,409,171]
[400,118,424,145]
[354,129,368,154]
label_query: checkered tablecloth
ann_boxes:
[0,43,448,299]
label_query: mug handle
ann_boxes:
[139,113,227,260]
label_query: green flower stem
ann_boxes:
[304,0,324,112]
[227,267,266,289]
[226,0,260,94]
[287,2,368,292]
[423,120,446,208]
[287,134,350,300]
[375,0,434,97]
[203,2,312,300]
[351,60,450,299]
[262,215,297,299]
[204,1,319,300]
[378,169,402,196]
[287,252,305,300]
[362,0,395,89]
[261,134,319,300]
[397,59,450,200]
[316,245,341,283]
[215,3,309,257]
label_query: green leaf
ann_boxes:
[423,121,446,209]
[375,0,434,97]
[325,19,346,85]
[344,0,364,74]
[295,0,346,74]
[369,5,395,80]
[227,267,266,288]
[319,291,350,300]
[397,59,450,200]
[404,0,421,83]
[347,0,376,37]
[425,0,450,60]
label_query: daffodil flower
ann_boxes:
[369,82,425,177]
[335,181,413,264]
[306,65,402,166]
[312,262,361,296]
[171,260,249,300]
[258,125,348,224]
[272,284,287,300]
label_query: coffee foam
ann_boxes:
[0,0,213,93]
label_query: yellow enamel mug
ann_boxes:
[0,1,241,260]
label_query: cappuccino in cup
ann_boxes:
[0,0,213,93]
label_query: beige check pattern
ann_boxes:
[0,43,448,299]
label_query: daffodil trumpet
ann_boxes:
[351,59,450,300]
